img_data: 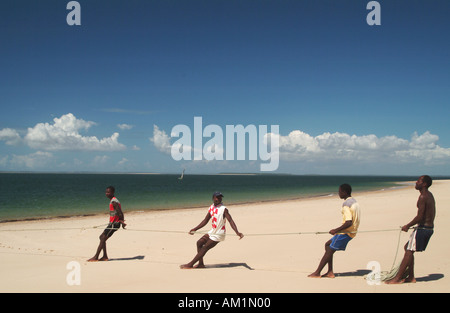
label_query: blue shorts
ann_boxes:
[330,234,352,251]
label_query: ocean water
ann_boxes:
[0,173,438,222]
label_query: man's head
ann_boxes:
[338,183,352,199]
[415,175,432,190]
[212,191,224,205]
[106,186,115,199]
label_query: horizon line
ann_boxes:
[1,171,448,178]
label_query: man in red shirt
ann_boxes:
[88,186,126,262]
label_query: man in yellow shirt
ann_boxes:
[308,183,361,278]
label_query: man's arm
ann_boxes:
[330,205,353,235]
[402,195,427,232]
[330,220,353,235]
[224,209,244,239]
[189,213,211,235]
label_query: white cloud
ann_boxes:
[395,131,450,163]
[149,123,450,168]
[10,151,53,169]
[0,128,22,145]
[117,123,134,130]
[17,113,126,151]
[118,157,129,165]
[149,125,172,154]
[149,124,203,160]
[277,130,450,165]
[1,113,126,152]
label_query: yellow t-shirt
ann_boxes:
[340,197,361,238]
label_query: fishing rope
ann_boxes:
[376,226,430,282]
[0,224,402,236]
[0,224,109,232]
[365,226,432,282]
[1,223,412,280]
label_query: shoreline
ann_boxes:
[0,181,412,225]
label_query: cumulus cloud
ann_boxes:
[395,131,450,163]
[0,128,22,145]
[0,113,126,151]
[149,123,450,167]
[149,124,210,160]
[276,130,450,164]
[149,125,172,154]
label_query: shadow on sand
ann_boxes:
[416,273,444,282]
[204,262,254,270]
[335,269,444,283]
[334,269,371,277]
[109,255,145,261]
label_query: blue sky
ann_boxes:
[1,0,449,175]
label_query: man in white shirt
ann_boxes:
[180,191,244,269]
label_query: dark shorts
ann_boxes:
[330,234,353,251]
[103,222,120,238]
[407,226,434,252]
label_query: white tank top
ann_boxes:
[208,203,227,242]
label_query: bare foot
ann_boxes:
[87,257,99,262]
[404,277,416,283]
[308,272,321,278]
[321,272,335,278]
[99,257,109,261]
[194,264,206,269]
[180,264,194,269]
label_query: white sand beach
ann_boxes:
[0,180,449,293]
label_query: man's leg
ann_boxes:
[99,233,110,261]
[88,233,108,262]
[403,227,433,283]
[386,244,415,284]
[195,234,210,268]
[180,236,219,269]
[404,252,416,283]
[308,240,336,278]
[88,224,118,262]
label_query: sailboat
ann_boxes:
[177,168,185,181]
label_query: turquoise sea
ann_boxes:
[0,173,446,222]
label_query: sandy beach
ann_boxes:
[0,180,449,293]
